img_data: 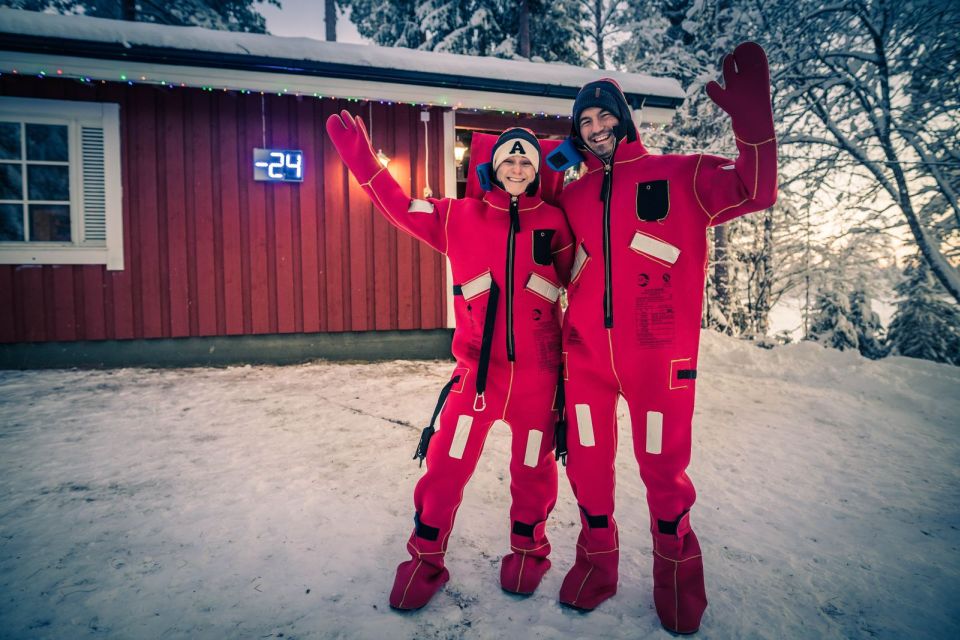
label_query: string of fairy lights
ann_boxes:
[0,65,577,120]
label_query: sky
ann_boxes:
[255,0,366,44]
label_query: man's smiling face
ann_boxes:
[578,107,620,161]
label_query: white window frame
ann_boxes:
[0,96,124,270]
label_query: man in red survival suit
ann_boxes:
[326,114,574,610]
[544,42,777,633]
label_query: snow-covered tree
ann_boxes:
[340,0,584,63]
[849,282,887,359]
[806,288,859,352]
[576,0,626,68]
[769,0,960,304]
[2,0,278,32]
[886,258,960,365]
[337,0,424,48]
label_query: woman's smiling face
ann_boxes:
[496,155,536,196]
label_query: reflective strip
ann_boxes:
[525,272,561,303]
[630,231,680,265]
[574,404,595,447]
[721,164,736,171]
[523,430,543,467]
[448,414,473,459]
[570,244,588,283]
[408,199,435,213]
[646,411,663,454]
[460,271,492,301]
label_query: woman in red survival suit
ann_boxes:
[326,113,574,610]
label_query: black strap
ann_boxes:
[677,369,697,380]
[412,374,461,467]
[475,279,500,397]
[554,365,568,466]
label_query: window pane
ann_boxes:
[29,204,71,241]
[0,203,24,241]
[27,164,70,201]
[0,122,20,160]
[0,163,23,199]
[26,124,69,161]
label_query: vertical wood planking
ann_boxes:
[245,95,271,334]
[50,266,77,341]
[192,92,217,336]
[218,92,245,336]
[270,96,297,334]
[394,106,418,330]
[0,267,15,342]
[370,101,395,331]
[162,89,190,337]
[297,98,321,333]
[81,266,107,340]
[322,100,347,332]
[0,80,452,343]
[134,88,163,338]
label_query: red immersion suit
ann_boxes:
[550,43,778,633]
[326,115,574,609]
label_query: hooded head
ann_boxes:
[489,127,541,197]
[571,78,639,147]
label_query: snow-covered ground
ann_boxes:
[1,331,958,639]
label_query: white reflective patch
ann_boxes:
[525,272,560,303]
[570,244,589,283]
[630,231,681,265]
[574,404,595,447]
[448,414,473,460]
[460,271,492,300]
[523,430,544,467]
[408,199,435,213]
[646,411,663,454]
[720,164,736,171]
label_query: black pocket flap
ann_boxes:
[636,179,670,222]
[532,228,556,265]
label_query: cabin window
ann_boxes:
[0,97,124,270]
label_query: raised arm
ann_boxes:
[326,110,451,253]
[694,42,778,227]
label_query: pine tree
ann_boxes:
[339,0,584,63]
[848,283,887,360]
[3,0,278,32]
[887,259,960,366]
[337,0,423,48]
[806,288,859,352]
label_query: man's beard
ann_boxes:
[587,129,617,161]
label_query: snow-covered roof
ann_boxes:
[0,8,684,121]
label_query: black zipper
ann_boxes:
[582,139,617,329]
[601,162,614,328]
[506,196,519,361]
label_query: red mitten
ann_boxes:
[325,110,382,185]
[705,42,775,143]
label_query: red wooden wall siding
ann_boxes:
[0,76,448,343]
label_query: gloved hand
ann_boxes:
[705,42,775,142]
[325,110,382,185]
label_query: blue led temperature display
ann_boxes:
[253,148,304,182]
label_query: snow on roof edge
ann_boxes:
[0,7,685,100]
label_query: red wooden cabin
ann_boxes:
[0,9,682,367]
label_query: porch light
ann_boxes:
[454,140,467,166]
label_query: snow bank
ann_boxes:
[0,332,957,639]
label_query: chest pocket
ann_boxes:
[532,229,556,266]
[636,179,670,222]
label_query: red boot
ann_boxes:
[559,508,619,610]
[501,519,551,595]
[651,512,707,634]
[389,516,449,610]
